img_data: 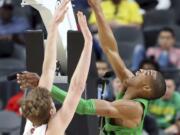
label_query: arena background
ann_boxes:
[0,0,180,135]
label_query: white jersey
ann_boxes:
[23,120,47,135]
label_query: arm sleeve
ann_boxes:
[51,85,96,115]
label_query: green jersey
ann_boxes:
[148,92,180,129]
[102,93,149,135]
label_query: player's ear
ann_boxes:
[142,85,151,93]
[50,108,54,116]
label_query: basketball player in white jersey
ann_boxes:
[20,0,93,134]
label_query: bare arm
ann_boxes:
[94,99,143,128]
[38,0,69,90]
[50,12,93,133]
[88,0,134,82]
[38,24,58,90]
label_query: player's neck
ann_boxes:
[123,88,138,99]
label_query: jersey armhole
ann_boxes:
[133,99,148,123]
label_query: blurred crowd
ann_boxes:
[0,0,180,135]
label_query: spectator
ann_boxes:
[148,79,180,134]
[111,76,123,97]
[89,0,143,30]
[96,59,110,78]
[0,0,30,57]
[139,57,160,71]
[5,89,24,115]
[102,74,123,101]
[90,0,143,61]
[132,27,180,71]
[96,60,111,101]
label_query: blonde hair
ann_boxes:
[21,87,52,126]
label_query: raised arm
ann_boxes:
[88,0,134,82]
[52,12,93,132]
[38,0,69,90]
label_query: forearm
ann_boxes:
[38,23,58,89]
[92,5,132,81]
[60,41,93,120]
[70,40,93,92]
[51,85,96,115]
[42,23,58,74]
[92,6,117,52]
[55,12,94,130]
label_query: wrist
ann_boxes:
[49,21,59,29]
[92,4,101,12]
[85,39,93,45]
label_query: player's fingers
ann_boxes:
[58,0,70,10]
[61,6,69,15]
[77,11,84,27]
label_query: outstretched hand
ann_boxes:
[77,11,92,42]
[17,72,40,89]
[52,0,70,25]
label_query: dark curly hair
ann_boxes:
[21,87,52,126]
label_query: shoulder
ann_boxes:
[114,99,144,114]
[132,99,149,122]
[117,99,144,123]
[133,98,149,112]
[134,98,149,106]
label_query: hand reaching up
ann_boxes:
[77,11,92,43]
[52,0,70,25]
